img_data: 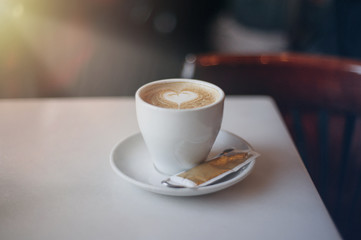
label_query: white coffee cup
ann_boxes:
[135,79,225,175]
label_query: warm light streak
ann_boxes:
[12,3,24,18]
[0,1,24,20]
[14,14,95,88]
[0,1,95,96]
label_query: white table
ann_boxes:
[0,96,341,240]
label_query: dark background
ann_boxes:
[1,0,361,98]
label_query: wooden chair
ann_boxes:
[182,53,361,240]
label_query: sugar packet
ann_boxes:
[162,148,260,188]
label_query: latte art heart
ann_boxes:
[163,91,198,106]
[140,82,220,109]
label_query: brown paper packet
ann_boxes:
[163,149,260,188]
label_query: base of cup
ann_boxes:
[153,163,184,176]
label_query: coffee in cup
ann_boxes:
[136,79,225,175]
[139,81,220,109]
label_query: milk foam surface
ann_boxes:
[140,82,220,109]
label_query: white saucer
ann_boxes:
[110,130,256,196]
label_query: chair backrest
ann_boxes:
[182,53,361,240]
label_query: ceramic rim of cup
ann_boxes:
[135,78,225,112]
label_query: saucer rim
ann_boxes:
[110,130,256,196]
